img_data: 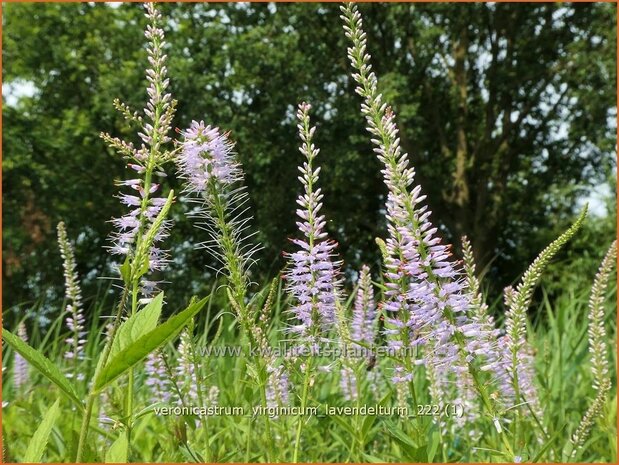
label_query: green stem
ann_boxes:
[469,364,515,459]
[206,179,276,461]
[124,282,139,455]
[293,359,313,463]
[75,286,129,461]
[258,364,275,462]
[76,394,96,462]
[188,326,211,462]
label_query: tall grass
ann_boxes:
[2,275,616,462]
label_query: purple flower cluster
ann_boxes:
[177,119,259,302]
[266,362,290,412]
[341,265,379,401]
[13,323,29,391]
[475,287,540,416]
[178,121,240,191]
[104,3,175,300]
[145,351,173,404]
[110,174,171,295]
[486,334,541,417]
[285,102,341,343]
[350,265,377,347]
[340,365,357,401]
[341,3,497,390]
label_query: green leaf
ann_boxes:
[119,256,131,285]
[427,427,441,462]
[532,423,567,462]
[94,293,164,377]
[94,295,209,391]
[23,398,61,462]
[2,329,83,410]
[361,452,387,463]
[109,292,164,360]
[105,432,128,463]
[385,421,424,460]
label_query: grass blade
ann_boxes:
[23,398,61,462]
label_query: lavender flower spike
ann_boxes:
[351,265,377,348]
[145,351,173,404]
[341,265,378,400]
[285,102,342,344]
[179,122,241,191]
[101,2,177,300]
[340,2,492,386]
[57,222,87,369]
[13,322,29,391]
[178,121,259,323]
[266,362,291,413]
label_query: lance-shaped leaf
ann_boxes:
[2,329,83,410]
[23,398,62,462]
[93,295,209,391]
[94,292,164,376]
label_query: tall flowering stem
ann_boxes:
[503,207,586,423]
[178,122,274,460]
[341,265,378,400]
[103,2,176,297]
[178,122,257,325]
[286,102,341,345]
[77,4,176,460]
[57,222,87,379]
[340,3,513,455]
[570,240,616,456]
[351,265,377,348]
[288,102,341,462]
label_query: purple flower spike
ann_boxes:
[57,222,87,377]
[285,102,342,343]
[145,351,173,404]
[178,122,240,190]
[266,362,290,413]
[13,323,29,391]
[351,265,377,347]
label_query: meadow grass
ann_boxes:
[2,277,616,463]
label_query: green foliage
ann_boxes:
[105,433,129,463]
[2,329,82,409]
[2,279,615,462]
[94,295,209,391]
[23,398,61,463]
[106,292,164,363]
